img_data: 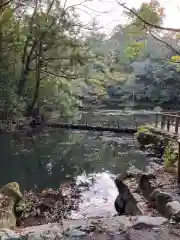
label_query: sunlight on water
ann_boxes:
[71,172,118,219]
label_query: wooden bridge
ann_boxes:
[46,122,137,134]
[155,111,180,136]
[32,110,180,135]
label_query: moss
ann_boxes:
[163,141,178,167]
[136,124,154,134]
[136,124,159,146]
[15,199,31,218]
[0,182,22,229]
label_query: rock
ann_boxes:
[166,201,180,221]
[0,229,20,240]
[131,216,168,229]
[149,189,173,204]
[0,182,22,229]
[80,224,96,233]
[114,178,141,215]
[155,191,172,217]
[114,194,125,215]
[125,226,180,240]
[65,229,86,237]
[124,199,142,216]
[103,216,131,231]
[139,173,154,198]
[26,225,63,240]
[137,132,159,146]
[149,190,173,215]
[27,231,63,240]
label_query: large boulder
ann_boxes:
[0,182,22,229]
[166,201,180,221]
[136,125,168,158]
[114,195,125,215]
[150,190,173,215]
[139,174,155,198]
[137,132,159,146]
[149,189,173,204]
[114,176,142,215]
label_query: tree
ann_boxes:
[117,0,180,56]
[0,0,99,118]
[117,0,180,32]
[110,0,180,108]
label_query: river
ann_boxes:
[0,109,156,219]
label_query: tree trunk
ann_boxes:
[18,40,37,96]
[26,41,42,116]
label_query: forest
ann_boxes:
[1,0,180,121]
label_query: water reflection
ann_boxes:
[0,129,148,191]
[0,109,155,218]
[71,172,118,219]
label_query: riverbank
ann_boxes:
[1,163,180,239]
[14,164,176,228]
[1,154,180,238]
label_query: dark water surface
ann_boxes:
[0,109,156,218]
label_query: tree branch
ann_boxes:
[146,27,180,56]
[0,0,13,9]
[41,69,78,79]
[117,1,180,33]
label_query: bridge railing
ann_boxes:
[155,112,180,134]
[155,111,180,184]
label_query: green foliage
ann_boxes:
[117,0,165,64]
[163,142,178,167]
[133,62,180,105]
[137,124,153,134]
[124,0,165,37]
[124,40,147,62]
[135,124,156,146]
[0,0,105,119]
[86,73,108,98]
[116,59,180,107]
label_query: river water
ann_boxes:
[0,109,156,219]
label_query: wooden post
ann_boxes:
[178,140,180,184]
[155,113,158,127]
[167,115,170,132]
[161,114,165,129]
[117,120,120,128]
[175,116,179,134]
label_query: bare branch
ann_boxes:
[41,69,78,79]
[80,4,109,14]
[117,1,180,33]
[64,0,92,12]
